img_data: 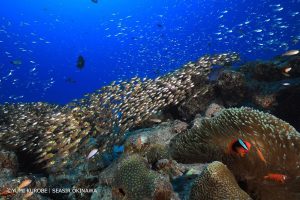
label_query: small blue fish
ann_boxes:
[113,145,124,153]
[113,145,124,159]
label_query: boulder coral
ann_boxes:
[112,154,173,200]
[189,161,251,200]
[170,107,300,199]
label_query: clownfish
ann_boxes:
[256,147,267,164]
[264,173,288,184]
[228,138,251,157]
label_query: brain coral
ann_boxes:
[190,161,251,200]
[169,107,300,200]
[113,154,173,200]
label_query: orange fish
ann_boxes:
[282,67,292,77]
[228,138,251,157]
[264,173,287,184]
[136,135,142,150]
[256,147,267,164]
[18,179,32,190]
[24,191,34,198]
[0,188,14,197]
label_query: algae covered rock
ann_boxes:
[176,84,215,121]
[216,70,246,106]
[0,149,18,180]
[204,103,224,118]
[190,161,251,200]
[0,149,18,173]
[146,144,170,165]
[123,122,177,161]
[171,120,188,134]
[90,185,112,200]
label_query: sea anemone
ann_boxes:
[169,107,300,199]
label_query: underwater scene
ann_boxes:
[0,0,300,199]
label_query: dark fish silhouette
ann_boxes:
[91,0,98,3]
[10,60,22,65]
[156,23,163,28]
[65,77,76,84]
[76,55,85,70]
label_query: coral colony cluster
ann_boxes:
[1,52,300,200]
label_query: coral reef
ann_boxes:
[0,53,239,171]
[189,161,251,200]
[251,62,282,81]
[274,85,300,130]
[90,185,112,200]
[124,121,188,157]
[216,70,246,106]
[252,93,277,109]
[169,54,300,128]
[174,84,215,121]
[242,56,300,82]
[0,145,50,199]
[2,53,300,199]
[0,148,18,179]
[204,102,224,118]
[169,107,300,199]
[154,159,183,177]
[94,122,206,200]
[0,176,48,199]
[145,144,170,165]
[239,55,300,130]
[171,120,188,134]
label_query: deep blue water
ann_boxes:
[0,0,299,104]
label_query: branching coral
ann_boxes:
[190,161,251,200]
[169,107,300,199]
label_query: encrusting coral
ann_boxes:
[189,161,252,200]
[0,53,239,171]
[169,107,300,199]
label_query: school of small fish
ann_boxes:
[0,53,239,171]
